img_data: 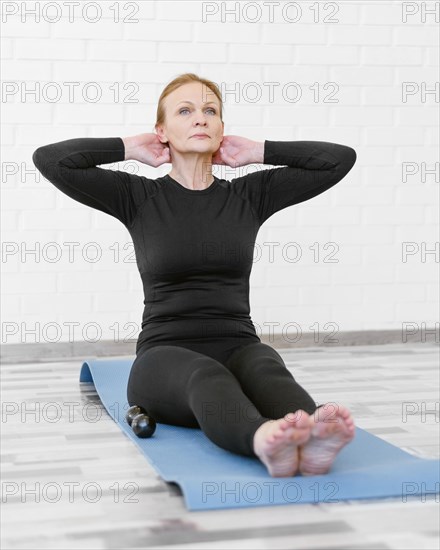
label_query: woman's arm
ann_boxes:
[231,140,357,225]
[32,137,153,228]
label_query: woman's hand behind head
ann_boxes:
[123,133,171,166]
[212,135,261,168]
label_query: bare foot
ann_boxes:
[298,403,355,476]
[253,410,311,477]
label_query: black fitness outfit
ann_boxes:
[32,136,356,457]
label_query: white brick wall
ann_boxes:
[1,0,438,346]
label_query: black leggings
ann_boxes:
[126,342,319,458]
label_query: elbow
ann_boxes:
[341,146,357,176]
[32,147,41,169]
[328,143,357,174]
[348,146,357,167]
[331,146,357,184]
[32,146,48,171]
[32,146,57,181]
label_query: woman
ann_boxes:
[33,72,357,478]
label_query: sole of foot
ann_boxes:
[253,410,312,478]
[298,404,356,476]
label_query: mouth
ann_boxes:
[191,134,210,138]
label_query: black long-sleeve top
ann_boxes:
[32,137,357,354]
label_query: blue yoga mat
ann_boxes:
[80,356,440,511]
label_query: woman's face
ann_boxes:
[156,81,224,157]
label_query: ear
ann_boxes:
[155,124,168,144]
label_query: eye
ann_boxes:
[178,107,217,114]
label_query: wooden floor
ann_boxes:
[1,342,439,549]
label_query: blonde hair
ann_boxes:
[155,73,224,131]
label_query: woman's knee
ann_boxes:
[186,362,237,397]
[226,342,288,373]
[126,346,201,428]
[126,346,173,404]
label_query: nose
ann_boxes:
[193,109,208,126]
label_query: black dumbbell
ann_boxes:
[126,405,156,438]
